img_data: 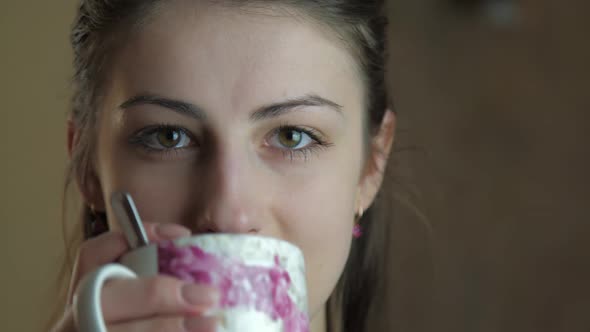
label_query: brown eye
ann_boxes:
[157,128,182,148]
[265,125,333,163]
[278,129,303,148]
[132,125,194,151]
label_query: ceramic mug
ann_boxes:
[74,234,309,332]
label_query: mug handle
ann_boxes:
[73,264,137,332]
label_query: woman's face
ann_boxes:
[82,2,391,322]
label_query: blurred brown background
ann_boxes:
[0,1,588,331]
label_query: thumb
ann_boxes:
[143,222,192,242]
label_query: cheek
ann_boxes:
[102,162,198,224]
[97,128,202,225]
[274,171,356,318]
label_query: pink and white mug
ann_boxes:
[74,234,309,332]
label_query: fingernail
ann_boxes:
[182,283,219,307]
[155,223,191,239]
[184,316,218,332]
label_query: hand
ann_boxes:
[50,222,220,332]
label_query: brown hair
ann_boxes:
[56,0,394,331]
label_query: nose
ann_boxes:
[198,144,265,234]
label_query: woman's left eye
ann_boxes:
[270,128,316,150]
[267,125,332,162]
[130,125,194,151]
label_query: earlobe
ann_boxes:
[357,109,396,211]
[78,171,106,212]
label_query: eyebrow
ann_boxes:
[120,94,206,120]
[250,94,343,121]
[119,93,343,121]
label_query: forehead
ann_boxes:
[108,2,364,121]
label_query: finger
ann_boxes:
[142,222,192,242]
[70,222,191,281]
[109,315,219,332]
[101,276,219,322]
[67,222,191,304]
[67,231,128,304]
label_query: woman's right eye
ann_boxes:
[130,125,195,151]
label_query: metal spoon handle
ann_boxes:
[110,191,149,248]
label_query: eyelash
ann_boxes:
[128,123,196,158]
[128,123,334,162]
[272,122,334,162]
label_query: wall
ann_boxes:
[387,0,590,331]
[0,2,77,331]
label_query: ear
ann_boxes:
[356,109,396,212]
[67,116,106,212]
